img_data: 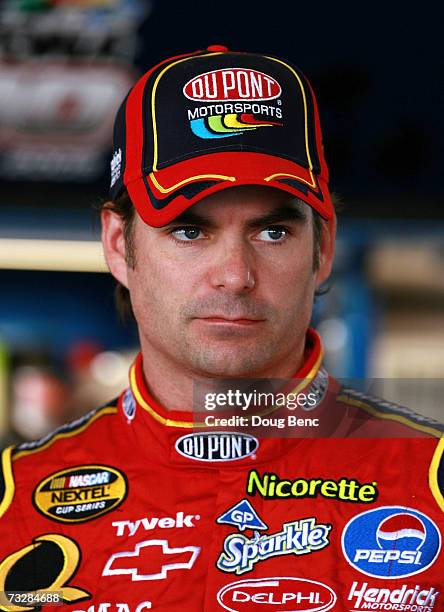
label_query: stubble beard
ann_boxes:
[181,335,276,378]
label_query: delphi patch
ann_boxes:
[33,464,128,523]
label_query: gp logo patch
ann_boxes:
[33,465,128,523]
[217,499,268,532]
[342,506,441,578]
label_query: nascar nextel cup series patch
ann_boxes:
[33,465,127,523]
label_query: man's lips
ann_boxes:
[195,316,265,325]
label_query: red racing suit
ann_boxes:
[0,329,443,612]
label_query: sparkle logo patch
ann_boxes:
[216,500,331,575]
[184,68,283,139]
[217,518,331,575]
[342,506,441,579]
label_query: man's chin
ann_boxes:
[184,344,273,378]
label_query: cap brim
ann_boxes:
[127,152,333,227]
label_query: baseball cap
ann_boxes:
[109,45,333,227]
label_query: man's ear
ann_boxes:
[101,207,129,288]
[316,214,336,287]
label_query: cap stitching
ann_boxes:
[151,52,226,173]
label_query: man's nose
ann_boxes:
[208,239,256,293]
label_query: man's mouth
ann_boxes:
[196,316,265,325]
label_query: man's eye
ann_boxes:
[257,227,288,242]
[172,227,203,241]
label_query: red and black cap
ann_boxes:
[109,45,333,227]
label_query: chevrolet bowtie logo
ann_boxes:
[102,539,201,581]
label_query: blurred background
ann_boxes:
[0,0,443,445]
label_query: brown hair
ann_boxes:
[101,189,137,321]
[101,188,338,320]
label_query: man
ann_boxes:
[0,46,443,611]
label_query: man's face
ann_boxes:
[105,186,335,378]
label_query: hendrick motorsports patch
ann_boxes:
[33,465,128,523]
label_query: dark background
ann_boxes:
[2,1,443,217]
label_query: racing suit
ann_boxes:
[0,329,443,611]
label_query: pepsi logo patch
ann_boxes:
[341,506,441,579]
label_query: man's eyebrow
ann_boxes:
[246,202,308,228]
[164,210,216,227]
[162,200,308,229]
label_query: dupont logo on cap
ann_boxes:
[183,68,282,102]
[110,45,333,227]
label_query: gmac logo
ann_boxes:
[175,432,258,462]
[342,506,441,578]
